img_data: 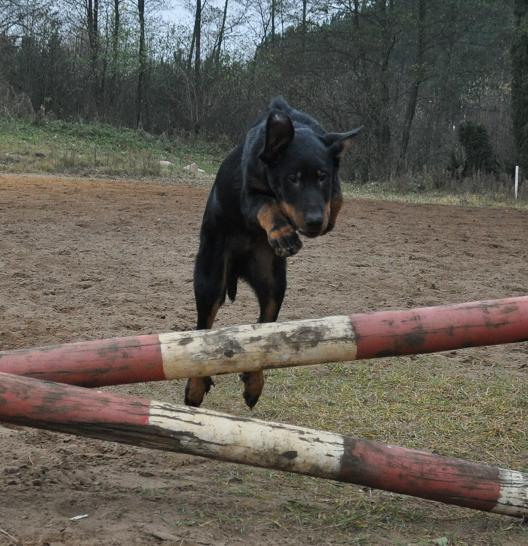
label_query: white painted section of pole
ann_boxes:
[148,401,345,477]
[494,469,528,516]
[515,165,519,200]
[159,316,357,379]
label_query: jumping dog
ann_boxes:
[186,96,362,408]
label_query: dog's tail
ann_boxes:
[227,268,238,303]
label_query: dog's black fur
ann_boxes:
[186,96,362,408]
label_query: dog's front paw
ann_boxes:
[268,225,303,257]
[321,222,335,236]
[184,376,215,407]
[240,371,264,409]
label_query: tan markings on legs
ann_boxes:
[187,299,222,406]
[257,203,299,253]
[243,285,278,408]
[186,296,223,407]
[278,201,305,231]
[186,300,218,406]
[205,300,221,329]
[262,299,279,322]
[257,203,285,234]
[269,225,295,240]
[185,376,214,408]
[241,370,265,409]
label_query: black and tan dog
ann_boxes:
[186,96,362,408]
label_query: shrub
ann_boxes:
[457,121,499,177]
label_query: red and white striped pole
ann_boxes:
[1,296,527,387]
[0,371,526,518]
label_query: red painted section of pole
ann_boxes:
[339,438,501,512]
[0,334,164,387]
[352,297,528,359]
[0,372,150,425]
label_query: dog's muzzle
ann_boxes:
[300,214,324,237]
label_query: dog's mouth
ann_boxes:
[287,215,324,238]
[299,228,322,238]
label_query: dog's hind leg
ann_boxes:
[240,244,287,408]
[185,234,228,407]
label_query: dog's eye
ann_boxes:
[287,174,299,184]
[318,172,328,183]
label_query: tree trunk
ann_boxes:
[377,0,393,177]
[187,23,195,72]
[398,0,426,172]
[352,0,372,179]
[512,0,528,178]
[136,0,146,129]
[215,0,228,67]
[193,0,202,134]
[110,0,120,107]
[271,0,276,41]
[86,0,100,118]
[301,0,307,59]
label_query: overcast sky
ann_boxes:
[159,2,191,25]
[157,1,257,54]
[159,1,231,27]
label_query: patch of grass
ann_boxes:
[0,117,224,178]
[202,356,527,467]
[344,179,528,210]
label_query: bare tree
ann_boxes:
[214,0,228,67]
[0,0,48,33]
[301,0,307,55]
[398,0,426,171]
[271,0,276,40]
[86,0,100,116]
[192,0,202,133]
[512,0,528,178]
[110,0,121,105]
[376,0,395,176]
[136,0,146,127]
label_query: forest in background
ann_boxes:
[0,0,526,185]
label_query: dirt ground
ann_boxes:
[0,174,527,545]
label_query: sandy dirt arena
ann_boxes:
[0,174,527,545]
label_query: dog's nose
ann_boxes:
[304,213,324,234]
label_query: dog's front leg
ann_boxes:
[254,200,303,257]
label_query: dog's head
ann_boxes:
[259,110,362,237]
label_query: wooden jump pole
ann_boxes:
[0,296,527,387]
[0,371,526,518]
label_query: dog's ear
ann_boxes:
[269,96,291,112]
[260,111,294,164]
[323,126,363,158]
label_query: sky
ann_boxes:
[159,2,192,25]
[157,0,257,55]
[159,1,231,27]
